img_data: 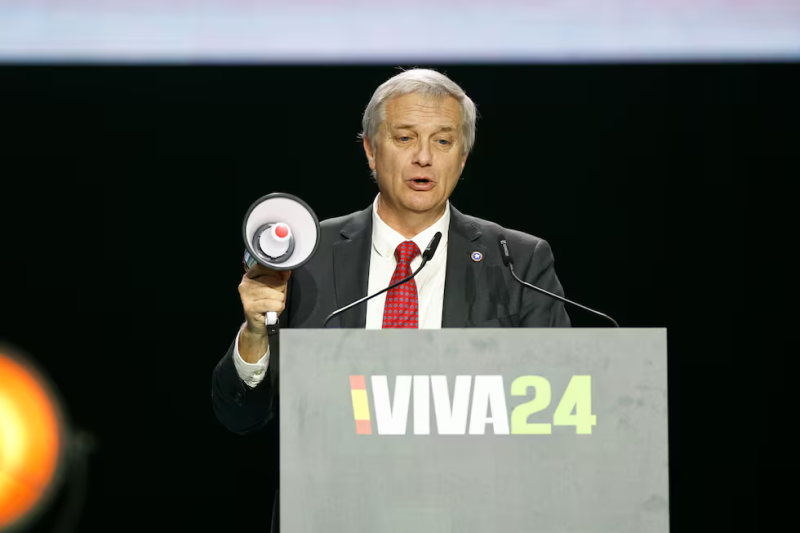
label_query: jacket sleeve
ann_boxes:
[518,239,572,327]
[211,273,294,435]
[211,332,281,435]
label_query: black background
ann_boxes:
[0,63,791,532]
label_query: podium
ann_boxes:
[280,328,668,532]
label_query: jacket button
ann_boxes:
[234,392,243,406]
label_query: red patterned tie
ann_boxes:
[382,240,421,328]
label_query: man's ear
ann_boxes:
[363,137,376,171]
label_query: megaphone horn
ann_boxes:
[242,192,320,273]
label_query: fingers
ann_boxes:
[239,276,287,310]
[240,283,287,331]
[245,273,285,287]
[246,263,287,280]
[244,285,287,302]
[240,264,292,331]
[241,274,288,294]
[243,295,286,316]
[245,264,291,284]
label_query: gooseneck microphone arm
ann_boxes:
[322,260,428,328]
[498,236,619,327]
[322,232,443,328]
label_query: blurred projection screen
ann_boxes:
[1,0,799,62]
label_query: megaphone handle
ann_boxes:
[266,311,278,326]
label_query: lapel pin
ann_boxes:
[471,251,483,262]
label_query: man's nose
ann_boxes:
[413,141,433,166]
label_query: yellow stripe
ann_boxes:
[351,390,370,420]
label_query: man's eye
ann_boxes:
[399,136,411,142]
[438,139,450,145]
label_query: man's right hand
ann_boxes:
[237,264,291,362]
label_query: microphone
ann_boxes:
[422,231,442,261]
[323,231,443,328]
[498,235,619,327]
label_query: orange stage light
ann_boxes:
[0,347,69,532]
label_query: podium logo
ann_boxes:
[349,375,596,436]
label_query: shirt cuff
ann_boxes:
[233,322,270,389]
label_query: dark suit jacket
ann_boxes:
[210,203,570,531]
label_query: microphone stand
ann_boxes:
[499,235,619,327]
[322,259,431,328]
[506,262,619,327]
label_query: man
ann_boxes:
[211,68,570,530]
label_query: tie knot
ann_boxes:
[395,240,421,263]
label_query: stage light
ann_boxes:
[0,345,74,532]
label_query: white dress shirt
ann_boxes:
[233,193,451,388]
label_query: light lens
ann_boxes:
[0,351,65,530]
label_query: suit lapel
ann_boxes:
[332,207,373,328]
[442,206,485,328]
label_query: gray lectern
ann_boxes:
[280,328,668,533]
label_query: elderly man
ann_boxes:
[211,68,570,530]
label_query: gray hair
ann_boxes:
[359,68,477,159]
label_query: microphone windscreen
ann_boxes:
[498,235,513,266]
[423,231,443,261]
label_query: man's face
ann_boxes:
[365,92,467,217]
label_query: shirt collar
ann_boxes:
[371,193,451,261]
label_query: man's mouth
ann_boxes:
[408,178,435,191]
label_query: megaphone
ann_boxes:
[242,192,320,325]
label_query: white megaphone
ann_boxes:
[242,192,320,325]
